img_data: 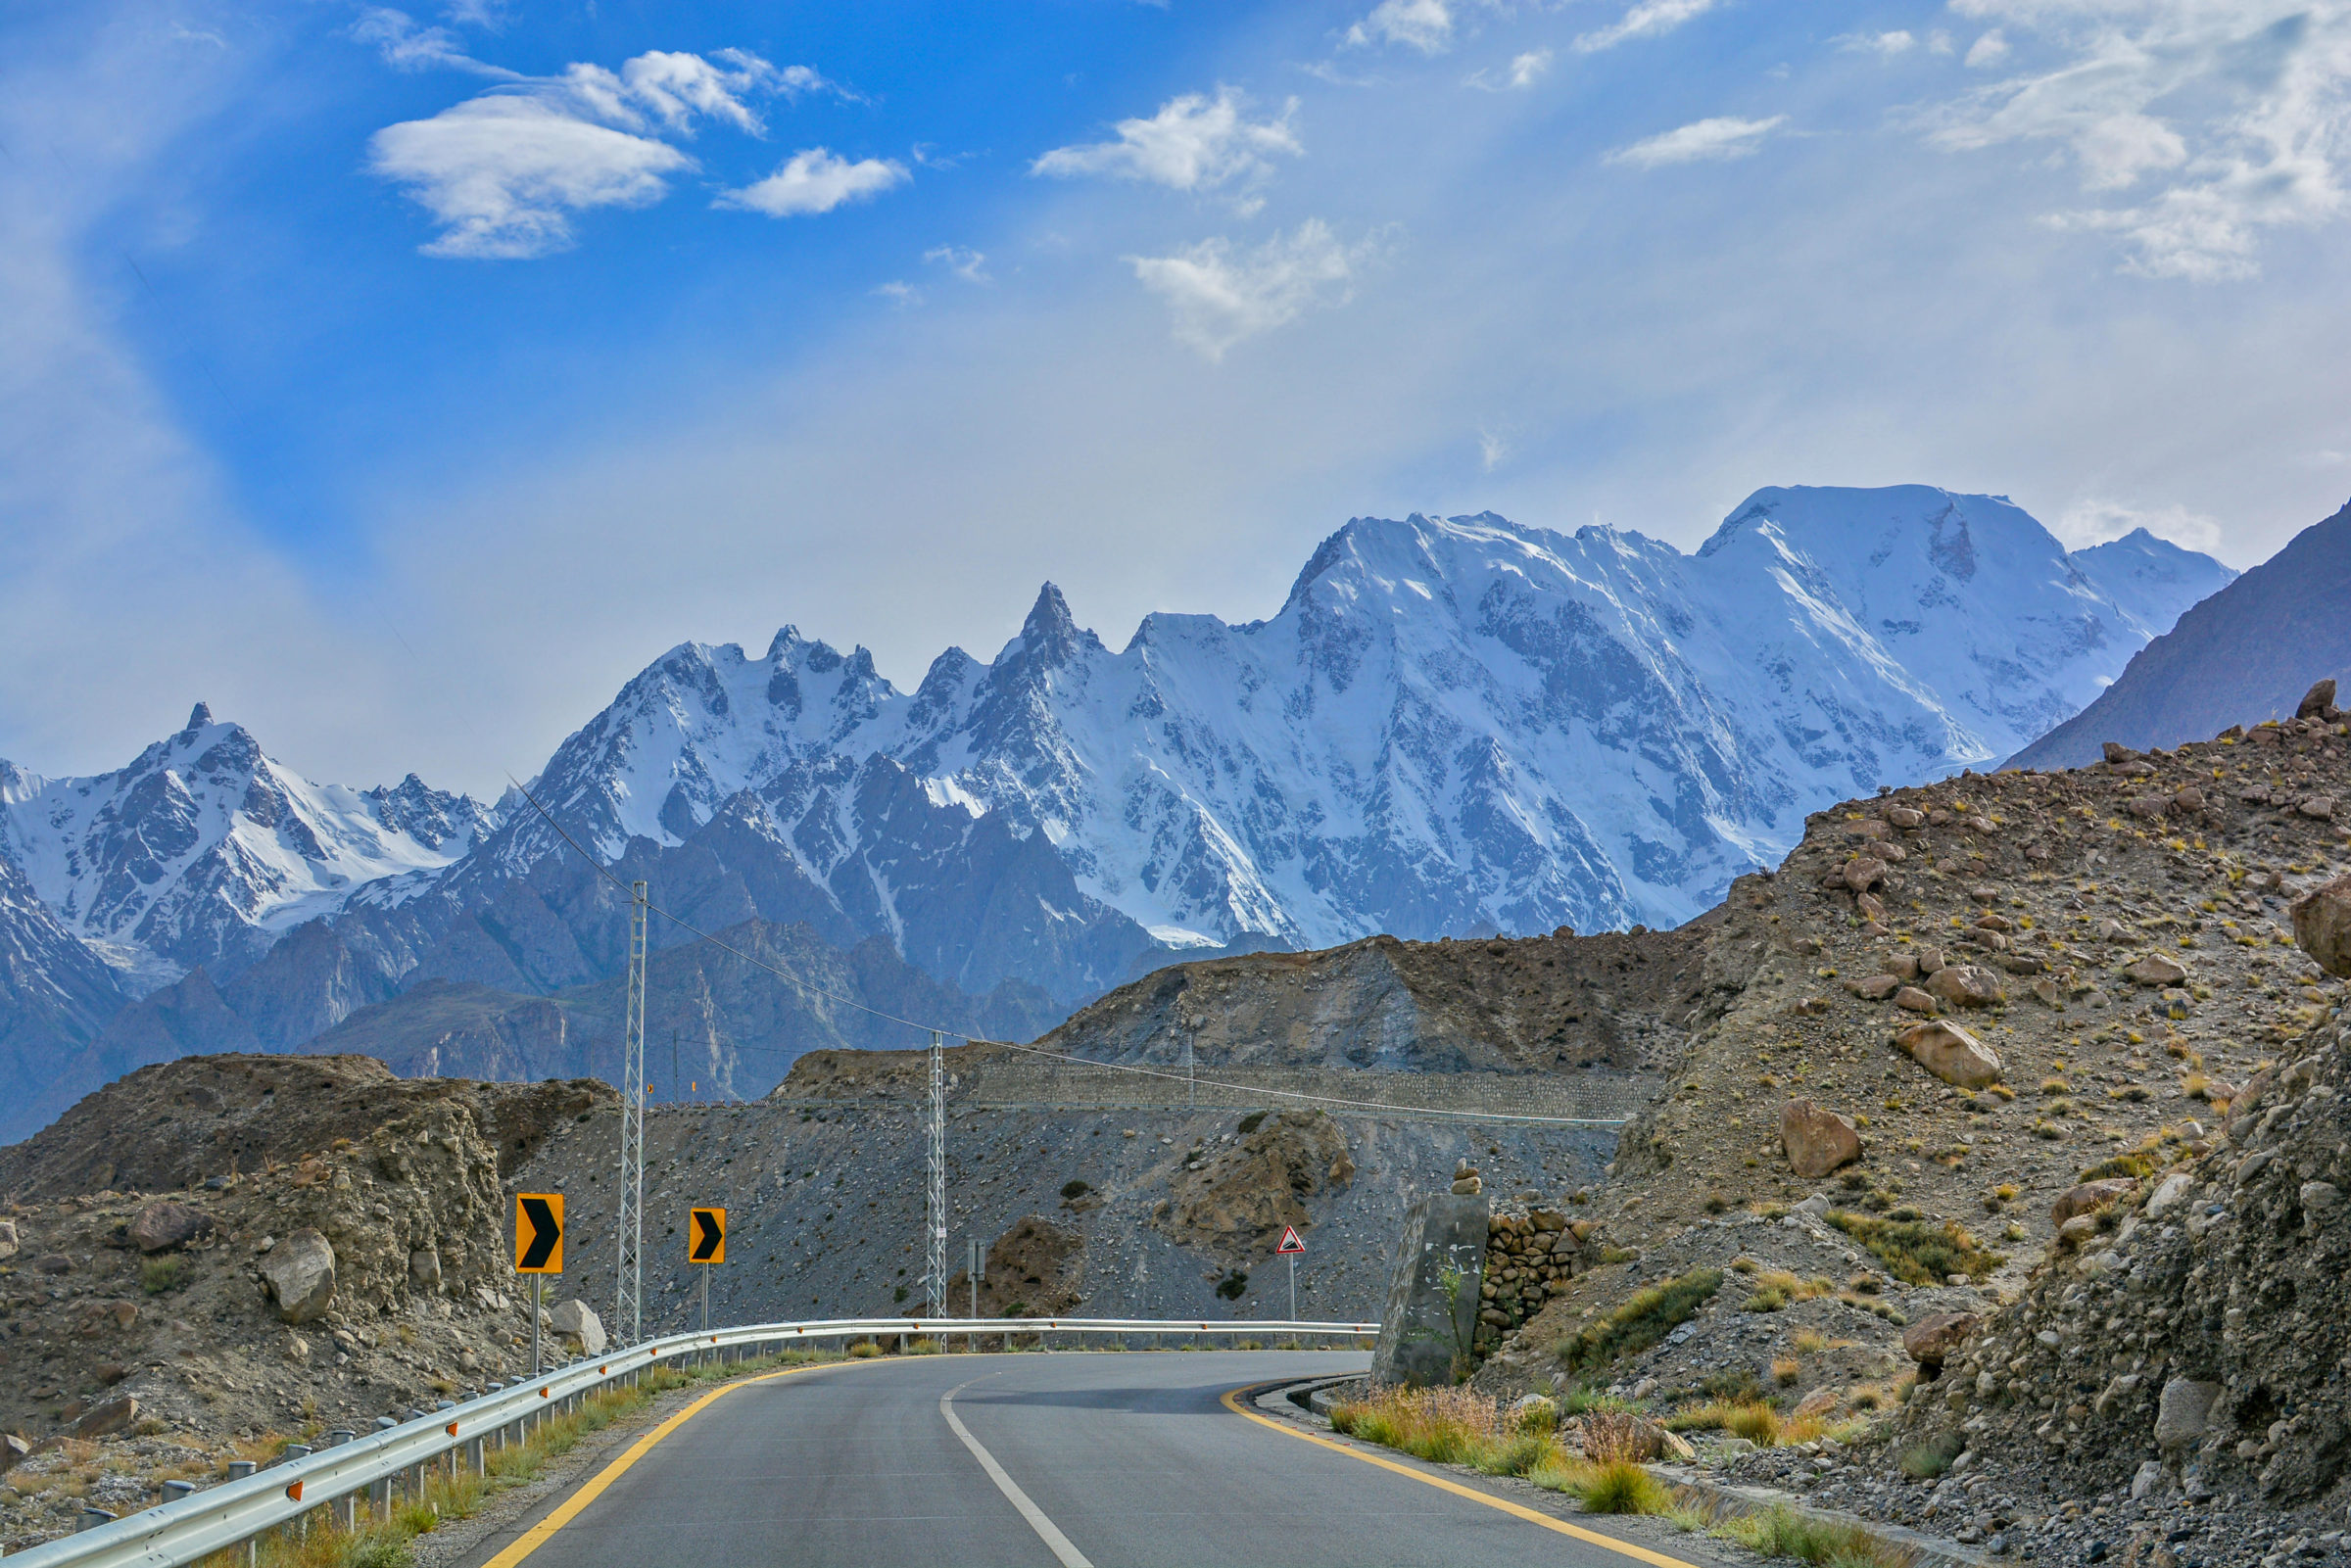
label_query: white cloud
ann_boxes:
[1478,430,1509,470]
[1128,219,1380,358]
[351,8,510,77]
[1574,0,1718,54]
[366,48,790,258]
[872,280,922,306]
[1345,0,1457,55]
[1606,114,1788,167]
[717,148,910,217]
[1965,29,2011,67]
[1468,48,1555,90]
[1032,88,1302,198]
[1837,29,1917,55]
[925,245,989,281]
[1928,1,2351,280]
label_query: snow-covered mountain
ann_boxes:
[488,485,2233,950]
[0,483,2236,1140]
[0,705,494,989]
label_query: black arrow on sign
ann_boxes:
[691,1210,723,1262]
[518,1196,561,1270]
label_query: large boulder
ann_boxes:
[2051,1178,2139,1228]
[1897,1021,2003,1089]
[2291,874,2351,979]
[261,1229,336,1324]
[129,1201,215,1255]
[550,1299,607,1356]
[1369,1191,1489,1389]
[1925,964,2005,1010]
[2296,678,2339,721]
[2125,953,2188,987]
[1902,1311,1980,1371]
[1778,1099,1862,1178]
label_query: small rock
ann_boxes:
[549,1300,607,1356]
[2051,1178,2139,1227]
[1902,1311,1980,1369]
[1894,986,1940,1014]
[72,1397,139,1439]
[284,1333,310,1364]
[1845,857,1888,893]
[2145,1172,2195,1217]
[2299,1181,2340,1214]
[409,1249,443,1289]
[2058,1214,2101,1247]
[0,1219,16,1260]
[260,1228,336,1325]
[2126,954,2188,987]
[31,1254,72,1275]
[1925,964,2005,1010]
[2296,795,2336,821]
[128,1201,215,1255]
[1779,1099,1863,1178]
[1848,974,1902,1001]
[1886,806,1925,829]
[1898,1020,2003,1088]
[1915,945,1947,974]
[2289,873,2351,979]
[2133,1459,2164,1500]
[0,1434,27,1473]
[2155,1377,2223,1449]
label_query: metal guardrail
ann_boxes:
[18,1315,1377,1567]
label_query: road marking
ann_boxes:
[940,1377,1096,1568]
[480,1358,850,1568]
[1218,1385,1702,1568]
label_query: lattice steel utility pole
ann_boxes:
[614,880,648,1347]
[926,1031,946,1318]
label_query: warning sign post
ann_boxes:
[1276,1226,1305,1319]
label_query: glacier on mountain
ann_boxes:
[477,485,2233,952]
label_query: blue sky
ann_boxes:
[5,0,2350,796]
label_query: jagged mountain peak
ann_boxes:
[182,701,214,733]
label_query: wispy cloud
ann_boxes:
[1964,29,2010,68]
[1467,48,1554,90]
[1836,29,1916,56]
[1606,114,1787,167]
[1032,88,1302,205]
[2055,496,2224,552]
[1574,0,1718,54]
[1929,0,2351,281]
[717,148,910,217]
[925,244,989,282]
[1344,0,1458,55]
[1128,218,1381,358]
[366,48,799,257]
[351,8,513,78]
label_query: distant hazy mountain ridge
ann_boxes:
[2008,498,2351,769]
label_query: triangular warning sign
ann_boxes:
[1276,1225,1306,1255]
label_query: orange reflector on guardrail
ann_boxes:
[445,1423,458,1437]
[285,1482,303,1502]
[540,1387,551,1398]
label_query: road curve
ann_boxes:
[460,1350,1726,1568]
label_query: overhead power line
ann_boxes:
[503,775,1629,1127]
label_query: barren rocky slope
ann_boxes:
[1459,695,2348,1565]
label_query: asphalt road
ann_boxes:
[466,1350,1722,1568]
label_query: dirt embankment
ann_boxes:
[0,1054,610,1201]
[1031,926,1727,1075]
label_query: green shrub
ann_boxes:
[139,1257,185,1295]
[1215,1270,1248,1301]
[1060,1179,1090,1200]
[1579,1458,1671,1514]
[1716,1501,1910,1566]
[1824,1212,2002,1286]
[1558,1268,1722,1371]
[2079,1151,2157,1182]
[1898,1432,1963,1480]
[1236,1112,1267,1134]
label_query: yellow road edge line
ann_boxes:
[480,1359,850,1568]
[1218,1385,1701,1568]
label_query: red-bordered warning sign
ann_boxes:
[1276,1225,1306,1255]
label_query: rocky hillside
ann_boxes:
[2012,498,2350,769]
[1452,694,2347,1562]
[0,1060,624,1552]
